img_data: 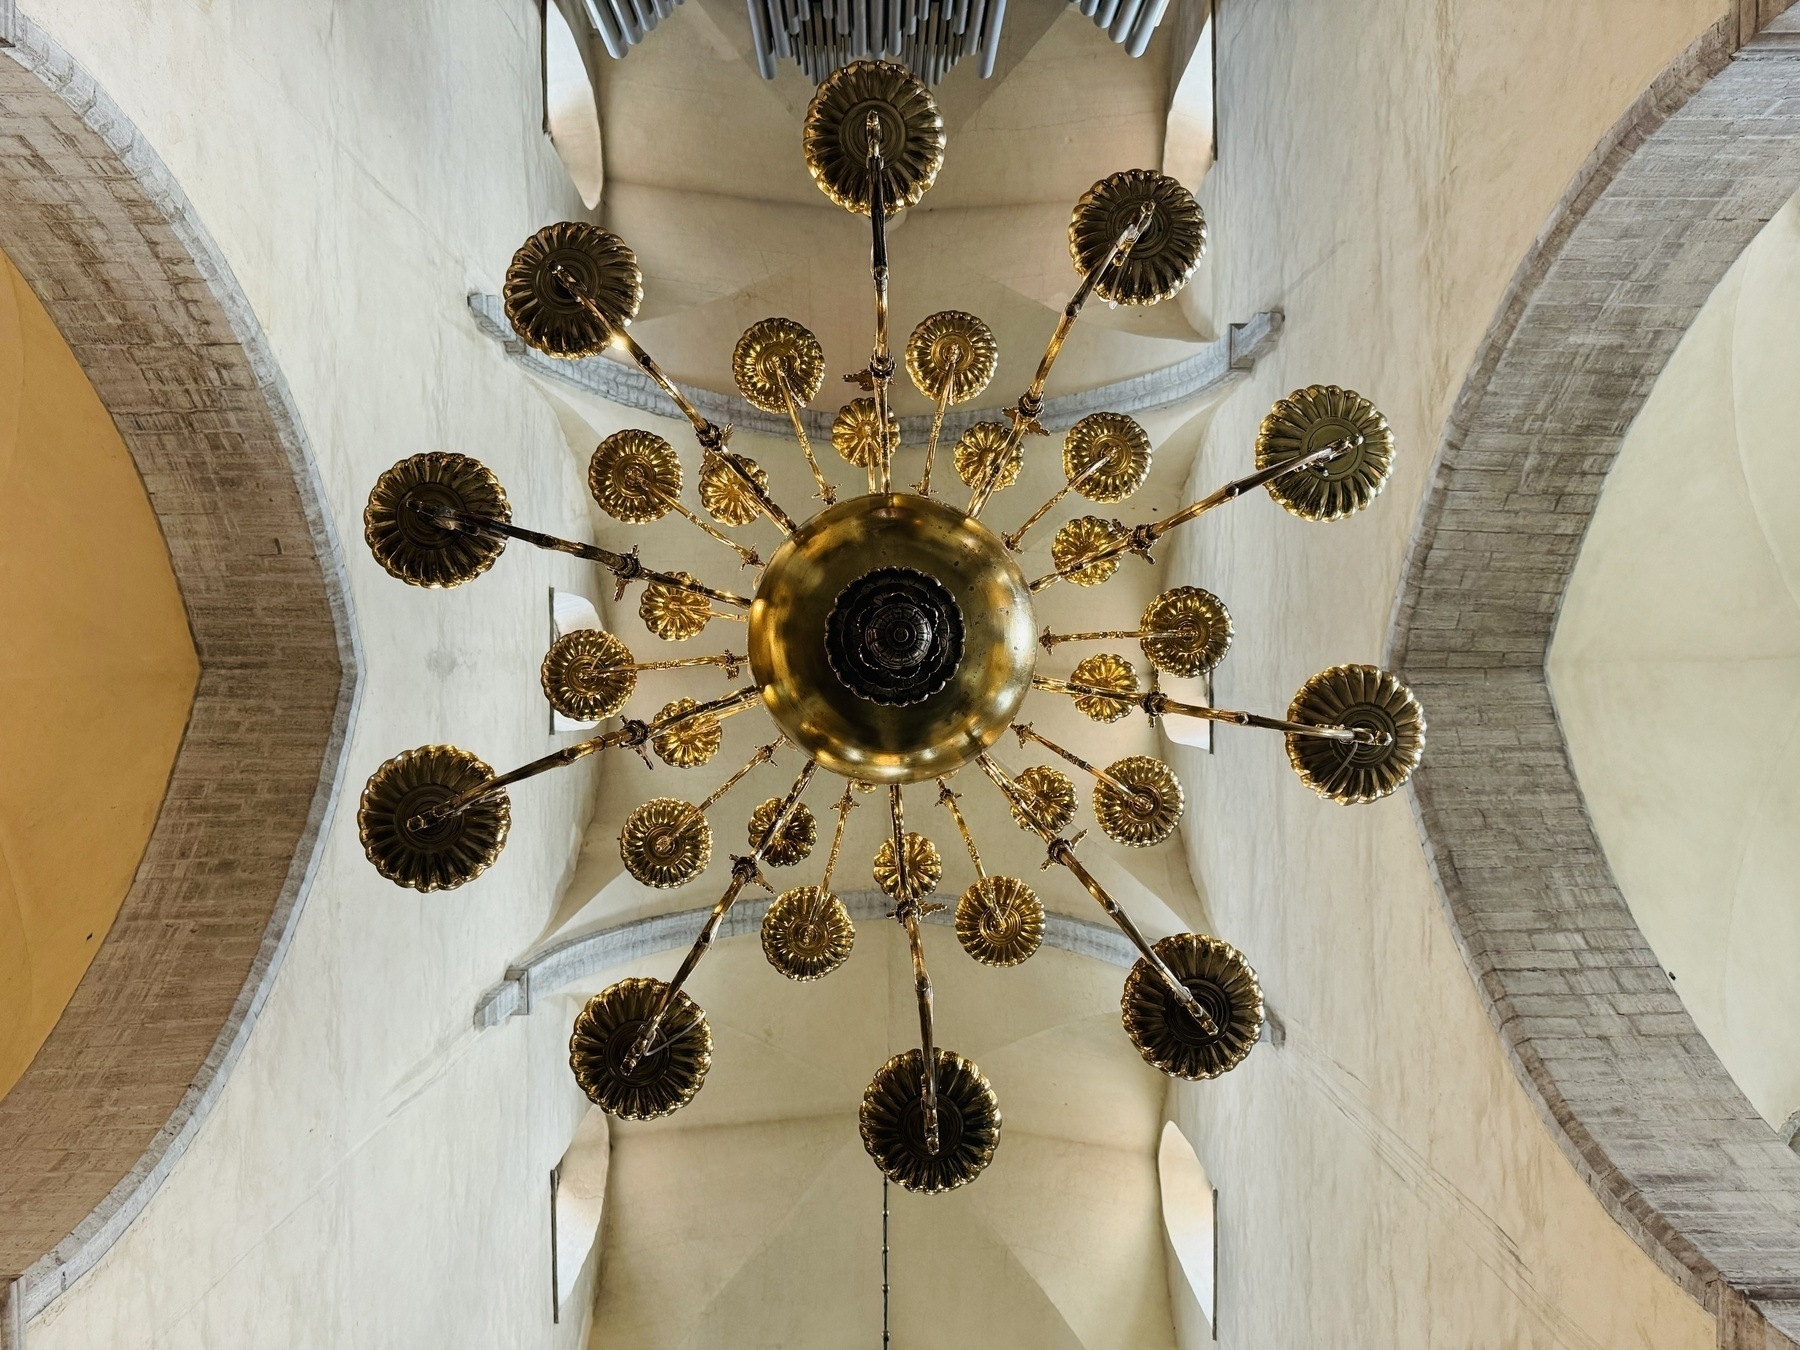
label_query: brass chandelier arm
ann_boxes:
[551,262,730,454]
[968,205,1153,518]
[915,351,961,498]
[627,759,820,1068]
[1039,626,1143,651]
[695,738,785,813]
[658,685,764,732]
[1011,722,1150,808]
[597,650,747,680]
[900,899,941,1158]
[817,785,858,893]
[857,112,898,495]
[973,753,1218,1038]
[1002,456,1108,552]
[407,720,649,833]
[428,504,751,608]
[775,366,837,504]
[935,778,985,881]
[652,488,764,567]
[1027,438,1356,592]
[1035,678,1390,747]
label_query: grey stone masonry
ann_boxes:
[0,14,358,1324]
[1388,1,1800,1342]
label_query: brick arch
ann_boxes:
[0,15,357,1323]
[1388,4,1800,1341]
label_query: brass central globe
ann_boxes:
[749,494,1035,783]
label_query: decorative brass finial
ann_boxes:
[803,60,946,216]
[358,745,511,892]
[952,421,1021,495]
[364,453,510,588]
[733,318,827,412]
[762,885,856,981]
[1119,934,1263,1079]
[1256,386,1395,522]
[570,977,712,1117]
[504,221,643,358]
[859,1048,1000,1192]
[1063,412,1152,503]
[1140,586,1232,677]
[699,452,771,526]
[1008,765,1076,834]
[906,311,998,404]
[1067,653,1140,723]
[955,876,1044,968]
[649,698,724,768]
[873,831,942,901]
[540,629,639,721]
[1092,756,1183,847]
[1068,170,1206,306]
[640,575,718,642]
[1285,664,1425,804]
[620,798,713,888]
[1049,516,1129,588]
[831,398,900,469]
[748,797,818,866]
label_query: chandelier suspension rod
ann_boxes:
[774,365,837,503]
[890,785,942,1159]
[915,348,961,498]
[974,754,1219,1037]
[1028,438,1357,591]
[968,204,1152,517]
[626,758,820,1068]
[1001,455,1109,552]
[1011,722,1153,808]
[425,504,751,608]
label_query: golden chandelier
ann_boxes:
[358,60,1425,1194]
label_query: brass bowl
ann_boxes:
[831,398,899,469]
[639,575,715,642]
[953,421,1020,494]
[1093,756,1183,847]
[859,1048,1001,1193]
[1050,516,1128,588]
[1285,664,1426,804]
[1063,412,1152,504]
[358,745,510,892]
[651,698,723,768]
[1139,587,1231,677]
[540,629,637,721]
[1009,765,1076,834]
[762,885,855,981]
[749,797,818,866]
[620,798,713,888]
[1068,170,1206,306]
[905,311,998,404]
[700,453,769,526]
[589,429,681,523]
[365,453,510,588]
[873,831,943,901]
[750,494,1036,784]
[504,221,643,358]
[570,977,712,1118]
[1066,652,1138,723]
[955,876,1044,967]
[1120,934,1262,1080]
[734,317,826,413]
[803,60,946,216]
[1256,385,1395,522]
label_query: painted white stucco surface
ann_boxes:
[6,0,1753,1347]
[1551,187,1800,1132]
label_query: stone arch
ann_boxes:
[1388,3,1800,1339]
[0,14,357,1322]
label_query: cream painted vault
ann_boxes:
[1551,186,1800,1135]
[2,0,1758,1347]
